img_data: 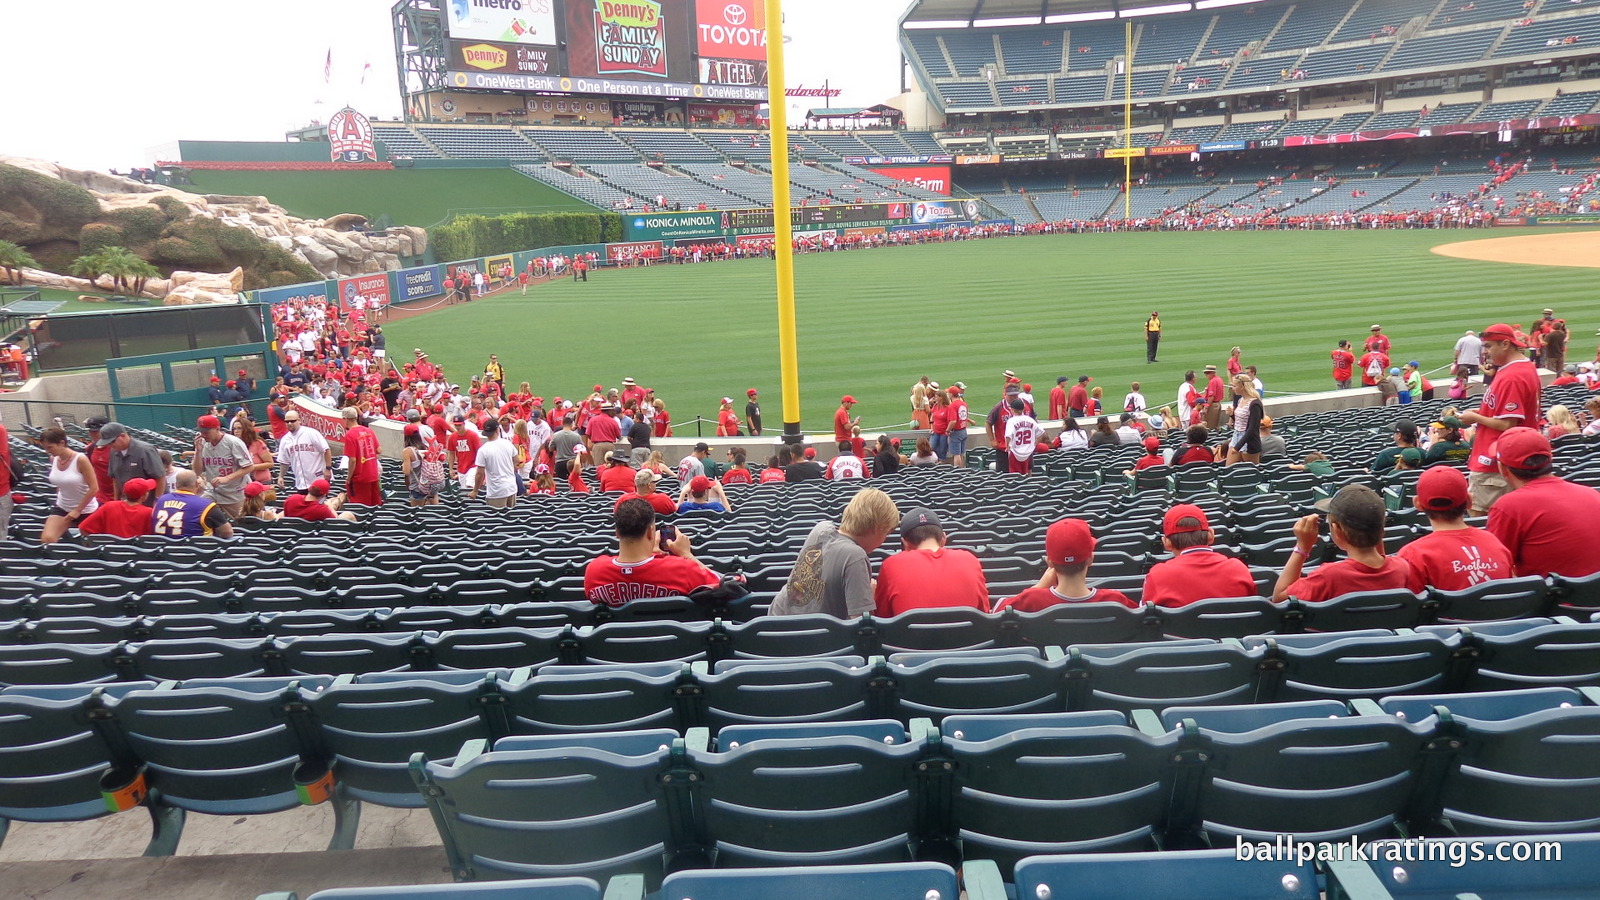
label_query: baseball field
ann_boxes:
[379,227,1599,434]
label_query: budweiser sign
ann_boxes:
[785,84,842,98]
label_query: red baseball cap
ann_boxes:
[1481,323,1527,348]
[1163,504,1211,535]
[121,478,156,501]
[196,415,221,429]
[238,369,247,376]
[1143,436,1162,450]
[803,447,817,459]
[747,388,758,396]
[1046,518,1096,566]
[243,481,271,498]
[309,478,331,495]
[1496,427,1553,470]
[689,475,713,493]
[841,395,856,404]
[1414,466,1470,512]
[210,376,220,383]
[403,423,420,437]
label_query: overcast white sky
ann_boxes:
[0,0,910,171]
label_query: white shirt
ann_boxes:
[476,438,519,499]
[278,426,330,490]
[1178,383,1198,422]
[1004,414,1040,461]
[527,419,553,450]
[1124,391,1147,413]
[827,455,865,479]
[1116,425,1143,444]
[1454,334,1483,366]
[1056,429,1088,451]
[677,455,705,482]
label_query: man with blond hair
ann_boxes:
[771,489,900,617]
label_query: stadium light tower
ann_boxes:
[765,0,804,444]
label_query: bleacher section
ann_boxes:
[414,127,543,160]
[520,129,640,163]
[1331,0,1439,44]
[677,164,781,205]
[586,165,755,209]
[998,28,1065,74]
[4,386,1600,897]
[371,125,439,159]
[615,130,720,162]
[904,0,1600,112]
[513,164,639,209]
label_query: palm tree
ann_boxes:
[0,240,37,285]
[69,246,157,294]
[68,248,114,290]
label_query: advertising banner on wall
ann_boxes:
[911,199,980,225]
[446,0,558,45]
[606,240,664,261]
[291,398,353,446]
[449,40,556,74]
[256,283,328,307]
[954,153,1003,165]
[624,210,728,241]
[695,0,768,86]
[564,0,692,81]
[865,165,952,196]
[396,266,442,302]
[337,274,390,312]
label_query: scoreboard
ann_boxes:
[725,203,911,235]
[443,0,769,102]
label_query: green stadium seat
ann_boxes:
[1247,632,1463,701]
[1375,686,1583,723]
[109,677,353,854]
[1464,622,1600,690]
[1066,641,1264,711]
[945,719,1178,874]
[1007,849,1320,900]
[688,733,924,868]
[500,668,685,735]
[255,876,609,900]
[411,730,688,885]
[658,862,957,900]
[696,659,875,733]
[1422,706,1600,835]
[883,655,1069,723]
[1427,575,1553,625]
[1171,714,1433,844]
[1345,832,1600,899]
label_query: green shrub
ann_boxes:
[427,210,623,261]
[0,165,101,242]
[106,206,168,247]
[78,223,126,254]
[150,195,191,222]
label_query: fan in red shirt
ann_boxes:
[1273,485,1425,603]
[597,451,638,492]
[1173,427,1216,466]
[76,477,157,538]
[1364,324,1391,355]
[283,478,355,521]
[1049,377,1069,420]
[1129,436,1166,472]
[340,407,383,506]
[1330,340,1355,390]
[873,508,990,617]
[1486,428,1600,577]
[1396,466,1513,591]
[584,498,724,608]
[1143,504,1257,608]
[1461,324,1545,515]
[716,398,740,437]
[1359,348,1390,387]
[994,518,1138,612]
[834,396,859,442]
[613,468,678,515]
[1067,376,1091,417]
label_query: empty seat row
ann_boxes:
[409,685,1600,884]
[253,834,1600,900]
[7,624,1600,853]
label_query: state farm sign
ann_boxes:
[866,165,951,196]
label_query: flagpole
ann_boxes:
[765,0,803,444]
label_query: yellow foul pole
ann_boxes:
[1123,19,1133,220]
[764,0,802,442]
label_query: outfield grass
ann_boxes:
[381,228,1597,435]
[188,169,596,228]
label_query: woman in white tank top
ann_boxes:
[40,426,98,544]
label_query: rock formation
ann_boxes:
[0,157,428,306]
